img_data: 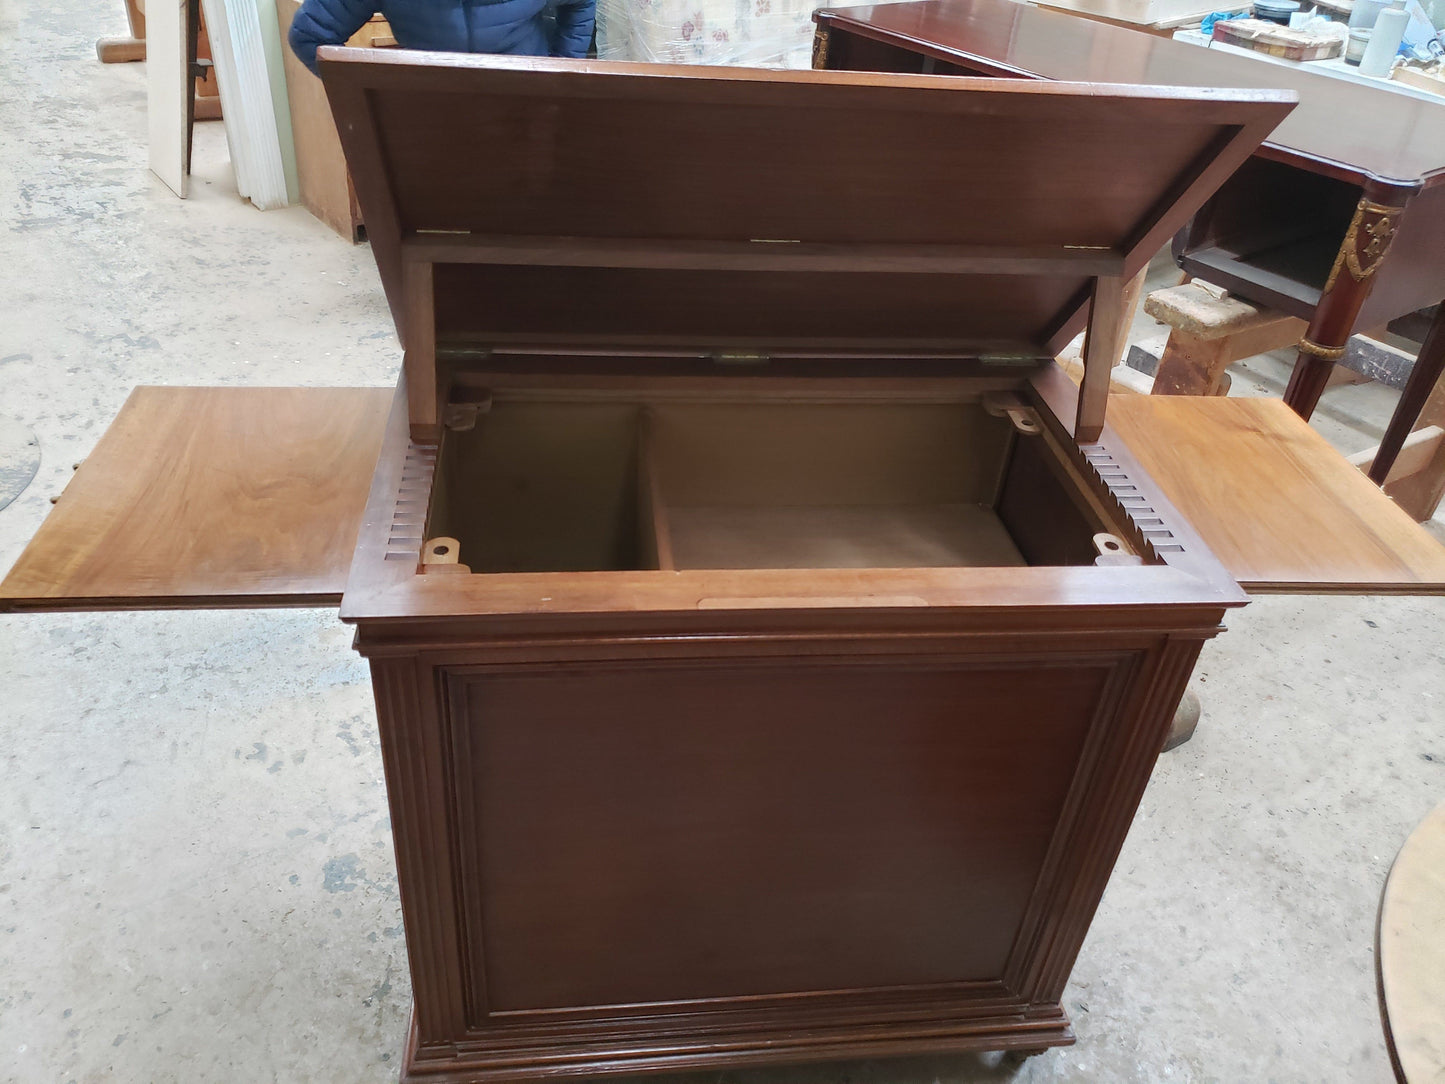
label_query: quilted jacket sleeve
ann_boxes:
[551,0,596,58]
[289,0,381,75]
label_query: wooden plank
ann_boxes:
[146,0,189,198]
[0,387,392,612]
[1348,426,1445,482]
[1381,376,1445,522]
[1105,396,1445,592]
[1144,283,1287,339]
[1176,245,1323,316]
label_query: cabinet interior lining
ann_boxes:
[429,394,1114,574]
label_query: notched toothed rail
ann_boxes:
[1078,445,1188,562]
[385,441,438,562]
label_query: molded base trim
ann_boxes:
[399,1002,1075,1082]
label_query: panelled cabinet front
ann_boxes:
[359,614,1216,1078]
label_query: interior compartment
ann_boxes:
[1174,158,1361,317]
[427,390,1129,574]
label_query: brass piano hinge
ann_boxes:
[712,351,771,366]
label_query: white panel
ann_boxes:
[146,0,189,198]
[201,0,292,211]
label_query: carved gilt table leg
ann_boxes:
[1284,191,1406,420]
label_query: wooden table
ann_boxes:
[812,0,1445,484]
[1378,800,1445,1083]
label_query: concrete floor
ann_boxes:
[1,2,1443,1082]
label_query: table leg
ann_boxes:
[1369,301,1445,485]
[1284,193,1407,420]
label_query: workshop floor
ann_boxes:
[2,3,1443,1083]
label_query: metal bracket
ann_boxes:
[1093,532,1142,566]
[444,392,492,432]
[982,392,1042,436]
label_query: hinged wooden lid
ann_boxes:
[319,51,1293,436]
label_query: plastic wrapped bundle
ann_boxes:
[596,0,816,68]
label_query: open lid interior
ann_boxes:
[319,51,1294,366]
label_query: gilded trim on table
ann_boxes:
[812,26,830,70]
[1323,199,1402,294]
[1297,337,1346,361]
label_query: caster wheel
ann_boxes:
[1003,1046,1050,1065]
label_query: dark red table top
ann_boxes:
[816,0,1445,187]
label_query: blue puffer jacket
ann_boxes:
[289,0,595,75]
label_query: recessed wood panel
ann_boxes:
[0,387,392,611]
[371,82,1224,248]
[448,658,1111,1015]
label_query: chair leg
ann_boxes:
[1370,302,1445,485]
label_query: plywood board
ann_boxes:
[277,0,359,238]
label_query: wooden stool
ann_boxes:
[1144,282,1306,396]
[1349,376,1445,523]
[97,0,222,122]
[96,0,147,62]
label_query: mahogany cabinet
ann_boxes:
[5,53,1445,1083]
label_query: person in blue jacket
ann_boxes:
[288,0,596,75]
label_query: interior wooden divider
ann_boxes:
[637,410,675,571]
